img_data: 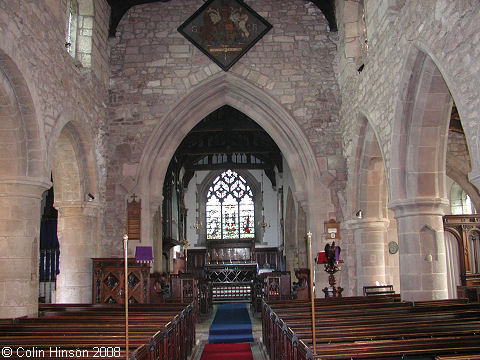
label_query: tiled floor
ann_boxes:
[190,302,268,360]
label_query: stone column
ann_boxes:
[55,201,100,303]
[389,199,449,301]
[347,218,389,295]
[0,177,50,318]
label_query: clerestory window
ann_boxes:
[65,0,79,57]
[206,170,255,240]
[65,0,93,68]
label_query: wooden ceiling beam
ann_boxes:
[107,0,337,37]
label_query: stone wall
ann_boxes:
[336,0,480,300]
[337,0,480,202]
[0,0,110,313]
[106,0,345,255]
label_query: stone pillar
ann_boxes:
[152,205,163,274]
[0,177,50,318]
[389,199,449,301]
[55,201,100,303]
[347,218,389,295]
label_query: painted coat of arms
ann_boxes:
[178,0,272,71]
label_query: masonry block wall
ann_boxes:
[0,0,110,314]
[335,0,480,299]
[106,0,346,256]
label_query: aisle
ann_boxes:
[200,343,253,360]
[208,303,253,344]
[191,303,267,360]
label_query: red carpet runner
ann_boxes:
[200,343,253,360]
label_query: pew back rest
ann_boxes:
[363,285,394,296]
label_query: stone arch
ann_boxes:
[0,50,48,317]
[0,49,44,179]
[447,162,480,213]
[49,119,98,200]
[348,115,393,294]
[390,45,453,299]
[49,120,100,303]
[135,73,327,263]
[355,116,388,219]
[390,46,452,205]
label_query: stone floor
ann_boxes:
[189,302,268,360]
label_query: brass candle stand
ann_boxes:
[322,261,343,298]
[322,241,343,298]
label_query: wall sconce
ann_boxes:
[355,209,363,219]
[191,219,203,230]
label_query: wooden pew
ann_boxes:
[0,303,196,360]
[262,296,480,360]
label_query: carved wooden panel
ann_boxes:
[443,215,480,286]
[264,271,290,300]
[255,247,284,270]
[92,258,150,304]
[170,275,198,303]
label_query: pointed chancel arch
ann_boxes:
[135,73,328,272]
[390,45,453,300]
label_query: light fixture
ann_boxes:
[86,193,95,202]
[259,171,269,229]
[191,172,203,231]
[355,209,363,219]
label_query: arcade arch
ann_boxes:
[390,47,454,300]
[50,120,100,303]
[0,50,48,317]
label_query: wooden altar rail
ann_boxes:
[262,297,480,360]
[0,303,195,360]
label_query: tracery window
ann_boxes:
[206,170,255,240]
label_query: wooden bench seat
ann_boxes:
[262,296,480,360]
[0,303,196,360]
[310,335,480,359]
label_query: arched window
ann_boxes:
[65,0,79,57]
[65,0,94,67]
[206,170,255,240]
[450,182,477,215]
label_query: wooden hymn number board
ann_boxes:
[325,219,340,239]
[127,194,141,241]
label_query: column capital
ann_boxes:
[54,200,101,217]
[0,176,51,199]
[388,197,449,219]
[344,218,390,231]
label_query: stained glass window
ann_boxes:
[206,170,255,240]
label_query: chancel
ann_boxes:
[1,0,480,359]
